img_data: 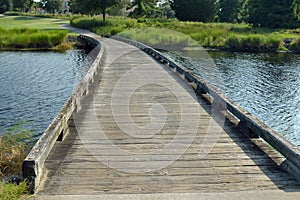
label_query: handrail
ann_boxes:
[22,35,104,192]
[112,36,300,182]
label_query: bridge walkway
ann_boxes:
[35,35,300,197]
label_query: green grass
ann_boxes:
[0,16,73,51]
[4,11,72,20]
[0,27,69,50]
[0,122,34,200]
[0,122,34,177]
[0,16,69,29]
[0,181,29,200]
[71,16,300,53]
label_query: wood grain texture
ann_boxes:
[38,38,300,195]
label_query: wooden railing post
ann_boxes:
[22,35,104,193]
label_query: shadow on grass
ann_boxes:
[13,16,38,21]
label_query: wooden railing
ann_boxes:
[22,35,104,192]
[22,35,300,193]
[112,36,300,182]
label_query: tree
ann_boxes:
[247,0,300,28]
[171,0,218,22]
[0,0,12,14]
[12,0,32,12]
[99,0,120,22]
[158,0,175,18]
[72,0,120,21]
[107,0,131,16]
[45,0,63,15]
[130,0,158,18]
[218,0,244,23]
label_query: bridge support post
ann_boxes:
[281,159,300,182]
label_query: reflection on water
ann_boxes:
[0,50,92,139]
[164,50,300,147]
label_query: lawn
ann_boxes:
[0,16,69,29]
[0,16,72,51]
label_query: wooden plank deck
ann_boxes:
[37,38,300,196]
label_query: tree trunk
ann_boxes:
[102,8,106,22]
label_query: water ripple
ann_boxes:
[163,51,300,148]
[0,50,92,139]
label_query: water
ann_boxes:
[164,50,300,148]
[0,50,92,139]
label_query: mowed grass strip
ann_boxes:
[0,16,69,29]
[0,16,72,50]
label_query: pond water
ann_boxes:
[0,50,92,139]
[164,50,300,148]
[1,49,299,148]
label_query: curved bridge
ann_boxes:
[23,30,300,199]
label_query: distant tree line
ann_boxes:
[1,0,300,28]
[171,0,300,28]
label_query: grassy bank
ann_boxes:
[0,16,73,51]
[0,28,70,50]
[71,16,300,53]
[0,181,29,200]
[0,123,34,200]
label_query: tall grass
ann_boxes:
[0,181,29,200]
[0,122,34,177]
[0,123,34,199]
[0,27,69,50]
[71,16,300,53]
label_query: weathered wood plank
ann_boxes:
[36,37,300,196]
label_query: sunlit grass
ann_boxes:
[0,27,69,50]
[71,16,300,52]
[0,16,69,29]
[0,181,29,200]
[0,16,72,51]
[0,122,34,200]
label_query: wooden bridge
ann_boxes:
[23,30,300,199]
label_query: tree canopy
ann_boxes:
[3,0,300,29]
[247,0,300,28]
[129,0,159,18]
[171,0,218,22]
[0,0,12,14]
[218,0,244,23]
